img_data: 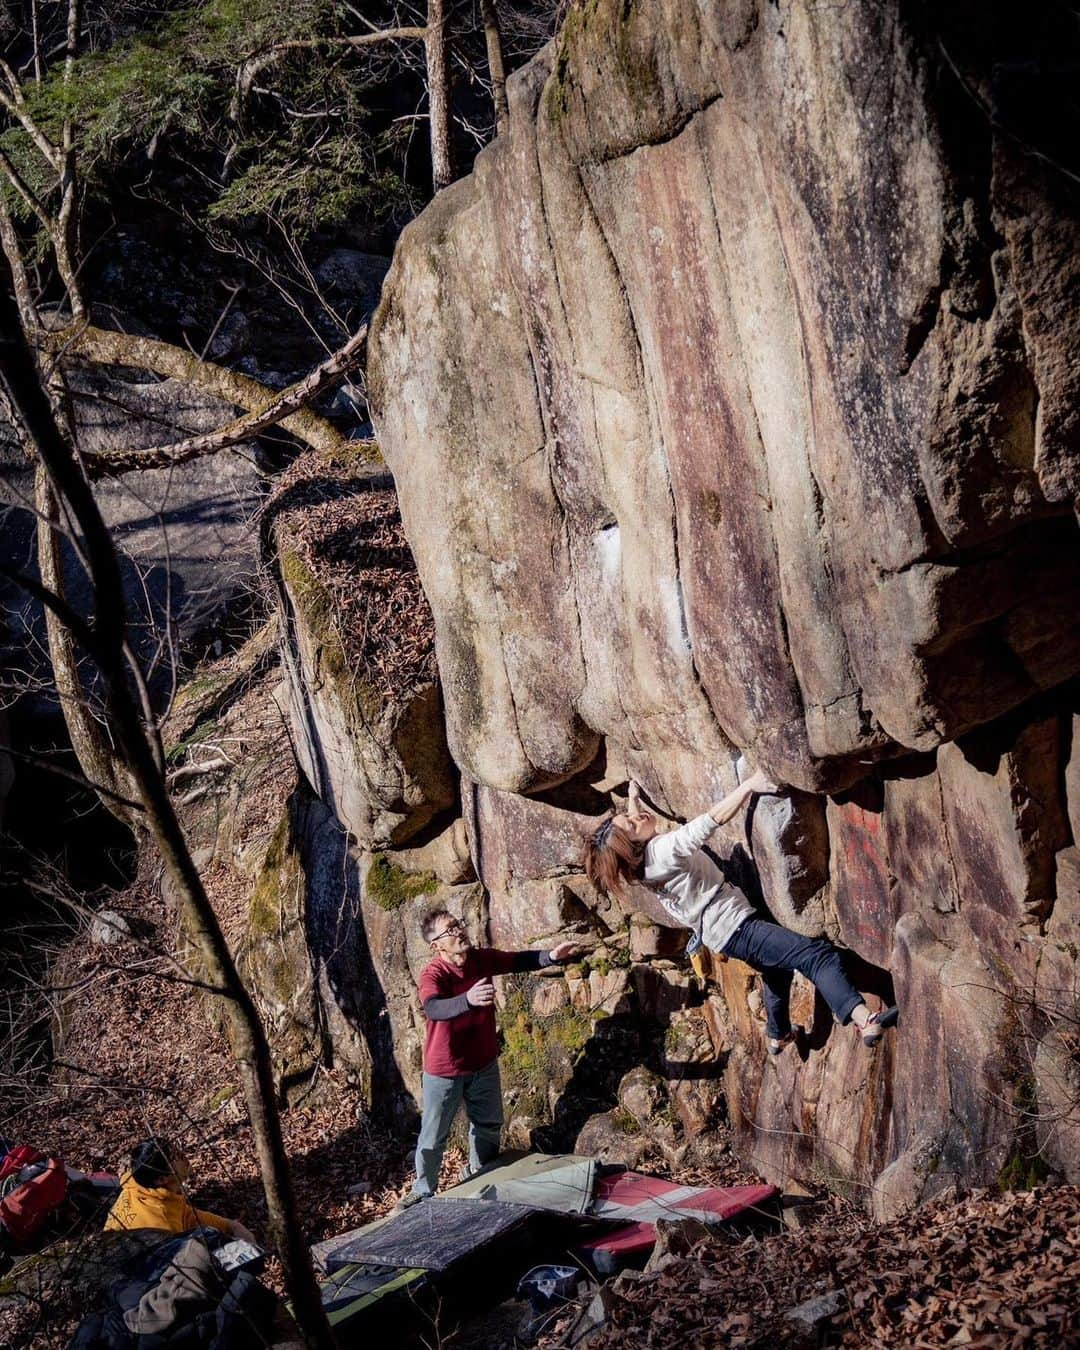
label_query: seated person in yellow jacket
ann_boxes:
[104,1137,256,1243]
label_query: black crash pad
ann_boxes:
[325,1197,534,1273]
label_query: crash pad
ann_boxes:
[312,1212,394,1275]
[578,1175,779,1266]
[444,1151,596,1215]
[325,1197,535,1273]
[576,1222,656,1260]
[320,1262,427,1328]
[590,1172,778,1226]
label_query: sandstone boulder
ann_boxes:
[365,0,1080,1205]
[469,778,612,947]
[239,787,430,1119]
[240,795,336,1101]
[751,790,830,935]
[370,0,1080,800]
[575,1108,664,1170]
[617,1066,668,1126]
[1066,714,1080,842]
[388,816,475,886]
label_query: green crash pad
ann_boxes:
[310,1152,597,1331]
[320,1261,426,1328]
[442,1151,596,1215]
[313,1210,426,1330]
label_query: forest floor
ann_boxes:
[5,858,1078,1350]
[2,659,1078,1346]
[536,1183,1080,1349]
[0,870,429,1347]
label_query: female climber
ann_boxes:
[582,771,898,1054]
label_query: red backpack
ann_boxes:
[0,1154,69,1245]
[0,1143,44,1182]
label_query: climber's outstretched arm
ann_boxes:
[708,767,779,826]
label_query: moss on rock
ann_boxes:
[247,815,296,936]
[499,982,595,1119]
[366,852,438,910]
[611,1106,641,1135]
[239,804,322,1097]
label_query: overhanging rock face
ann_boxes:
[368,0,1080,1205]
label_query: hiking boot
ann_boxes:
[392,1190,429,1215]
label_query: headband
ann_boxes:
[592,818,615,849]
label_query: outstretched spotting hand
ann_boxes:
[466,976,495,1007]
[548,941,578,963]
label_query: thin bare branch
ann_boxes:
[166,756,233,788]
[43,321,354,457]
[0,558,95,650]
[0,145,55,231]
[83,322,369,478]
[1,745,147,812]
[0,82,63,171]
[231,27,427,123]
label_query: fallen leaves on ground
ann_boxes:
[549,1184,1080,1348]
[267,450,437,699]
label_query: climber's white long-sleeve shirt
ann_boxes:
[642,813,754,953]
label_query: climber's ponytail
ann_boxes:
[582,817,645,899]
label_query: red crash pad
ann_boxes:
[578,1173,778,1262]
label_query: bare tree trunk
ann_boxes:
[480,0,508,133]
[426,0,454,190]
[0,289,337,1350]
[0,166,140,828]
[34,466,141,830]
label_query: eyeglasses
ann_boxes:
[430,919,465,943]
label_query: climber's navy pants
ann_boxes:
[721,918,863,1038]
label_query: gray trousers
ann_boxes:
[412,1058,504,1197]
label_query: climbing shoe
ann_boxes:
[767,1030,797,1056]
[860,1005,899,1047]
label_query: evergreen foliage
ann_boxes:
[14,0,419,237]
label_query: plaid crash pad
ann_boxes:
[325,1197,534,1273]
[577,1173,779,1267]
[590,1172,778,1226]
